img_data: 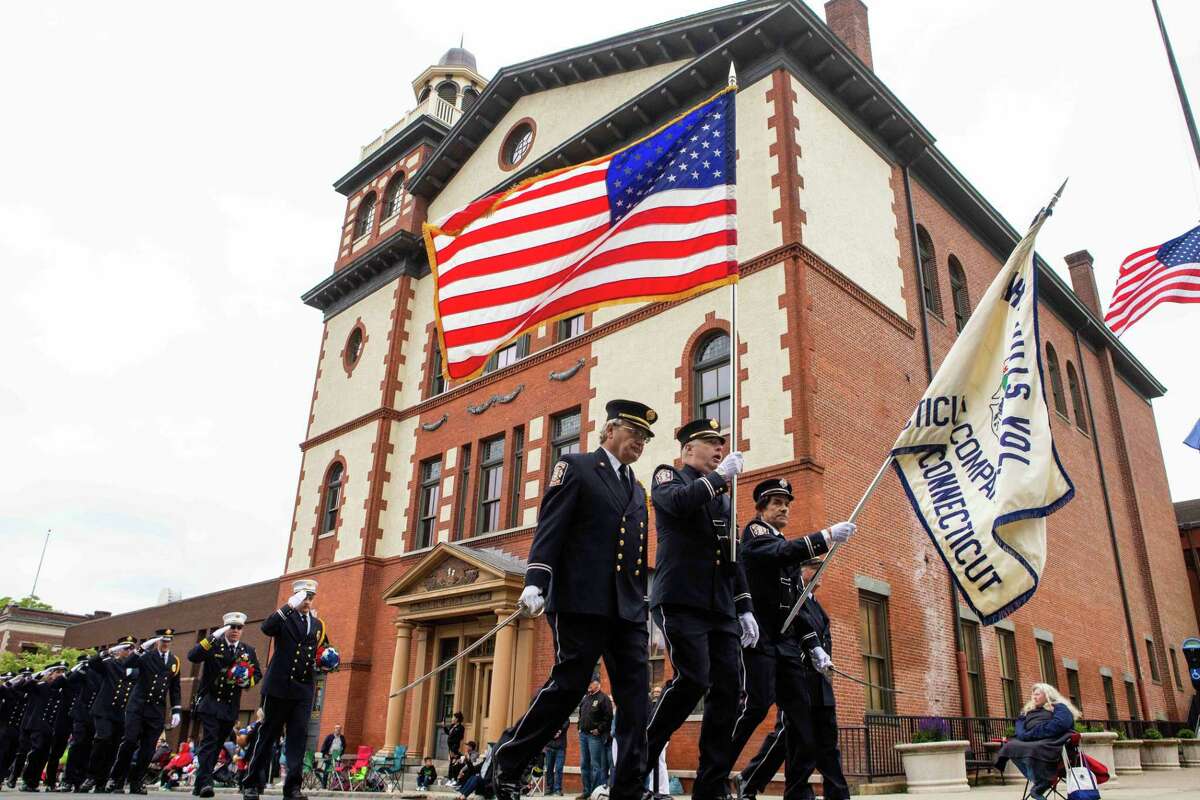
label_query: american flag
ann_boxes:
[1105,223,1200,335]
[425,89,737,380]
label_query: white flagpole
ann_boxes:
[728,61,739,564]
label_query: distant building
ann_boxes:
[63,579,279,747]
[0,605,108,654]
[1179,499,1200,628]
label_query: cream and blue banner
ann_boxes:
[892,214,1074,624]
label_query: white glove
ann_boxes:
[170,713,180,729]
[519,585,545,617]
[824,521,856,545]
[287,590,308,609]
[140,636,163,652]
[210,626,231,641]
[71,662,86,674]
[811,646,833,675]
[715,451,744,480]
[738,612,760,648]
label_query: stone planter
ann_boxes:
[894,740,971,793]
[1181,739,1200,767]
[1112,739,1143,774]
[981,741,1022,784]
[1079,732,1120,786]
[1141,738,1182,769]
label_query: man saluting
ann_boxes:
[490,400,657,800]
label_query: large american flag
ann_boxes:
[424,89,737,380]
[1105,223,1200,335]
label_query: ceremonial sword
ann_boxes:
[388,601,539,698]
[826,664,902,694]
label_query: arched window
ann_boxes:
[418,85,431,102]
[1066,361,1088,433]
[428,341,446,397]
[320,463,344,534]
[948,255,970,332]
[693,332,731,429]
[354,192,377,239]
[436,81,458,105]
[1045,343,1068,418]
[383,175,405,219]
[916,225,942,318]
[462,86,480,112]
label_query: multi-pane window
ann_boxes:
[477,436,505,535]
[485,335,530,373]
[948,256,971,332]
[462,87,480,112]
[1037,638,1058,686]
[436,81,458,104]
[551,410,582,462]
[1145,638,1161,682]
[997,629,1021,718]
[1102,674,1118,720]
[320,463,344,534]
[383,175,405,218]
[428,342,446,397]
[453,445,471,540]
[859,592,896,713]
[694,332,731,429]
[354,192,377,239]
[1066,667,1083,714]
[1124,679,1140,719]
[507,427,524,529]
[1045,344,1068,418]
[557,314,585,342]
[916,225,942,317]
[1169,647,1183,690]
[417,458,441,549]
[962,619,987,716]
[1066,362,1088,433]
[435,638,458,721]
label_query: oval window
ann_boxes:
[345,327,364,367]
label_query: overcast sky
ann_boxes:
[2,1,1197,617]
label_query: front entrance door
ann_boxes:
[470,662,493,746]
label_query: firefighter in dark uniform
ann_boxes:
[82,636,138,793]
[644,418,759,800]
[0,671,29,786]
[65,654,102,792]
[109,629,182,794]
[731,479,854,800]
[44,655,89,791]
[3,669,35,788]
[189,612,262,798]
[489,400,657,800]
[17,661,71,792]
[243,579,333,800]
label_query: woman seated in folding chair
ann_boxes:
[997,683,1081,800]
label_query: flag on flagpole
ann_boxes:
[1104,224,1200,335]
[891,209,1074,624]
[1186,417,1200,451]
[424,88,738,380]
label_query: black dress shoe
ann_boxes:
[241,787,260,800]
[492,775,522,800]
[281,792,307,800]
[198,788,214,799]
[19,785,38,793]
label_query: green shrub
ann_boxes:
[911,718,951,744]
[1144,727,1163,740]
[1177,728,1196,739]
[1004,725,1017,738]
[1088,724,1106,733]
[1114,730,1126,740]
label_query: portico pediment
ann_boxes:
[382,542,526,621]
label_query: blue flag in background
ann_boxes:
[1186,418,1200,451]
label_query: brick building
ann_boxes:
[0,605,107,654]
[62,580,279,747]
[280,0,1198,785]
[1179,499,1200,630]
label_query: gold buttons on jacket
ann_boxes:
[617,553,623,560]
[616,565,622,572]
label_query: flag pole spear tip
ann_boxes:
[728,61,737,87]
[1048,176,1069,210]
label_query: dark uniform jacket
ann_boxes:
[260,605,330,700]
[54,672,83,736]
[187,637,261,722]
[21,680,68,735]
[71,666,101,724]
[524,448,650,623]
[797,596,836,706]
[0,681,30,729]
[650,463,752,620]
[125,649,182,721]
[739,517,829,653]
[87,653,137,722]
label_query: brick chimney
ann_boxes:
[824,0,873,70]
[1065,250,1103,317]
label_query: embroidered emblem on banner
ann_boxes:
[655,468,674,486]
[549,461,569,487]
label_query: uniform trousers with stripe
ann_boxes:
[194,713,236,792]
[739,714,787,797]
[244,693,313,795]
[88,716,125,787]
[64,717,95,788]
[19,730,52,789]
[0,727,19,784]
[7,734,31,787]
[492,613,648,800]
[45,725,72,787]
[645,605,741,800]
[110,713,164,789]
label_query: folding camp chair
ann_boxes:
[347,745,374,791]
[1020,732,1082,800]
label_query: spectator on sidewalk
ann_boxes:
[319,724,345,787]
[455,744,489,797]
[543,718,569,796]
[443,712,466,757]
[577,679,612,797]
[417,756,439,790]
[449,740,479,785]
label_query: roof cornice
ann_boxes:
[302,230,426,319]
[333,116,449,197]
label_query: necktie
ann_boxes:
[305,614,311,636]
[163,652,168,666]
[620,465,633,498]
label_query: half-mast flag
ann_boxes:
[424,88,737,380]
[1105,224,1200,335]
[891,212,1074,624]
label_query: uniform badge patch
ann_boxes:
[750,522,770,537]
[655,468,675,486]
[549,461,569,487]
